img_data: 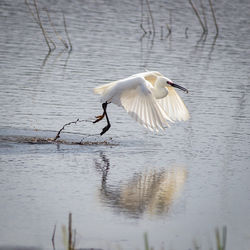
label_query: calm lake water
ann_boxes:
[0,0,250,249]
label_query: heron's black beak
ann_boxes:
[170,82,189,93]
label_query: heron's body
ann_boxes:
[93,71,190,135]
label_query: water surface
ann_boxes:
[0,0,250,249]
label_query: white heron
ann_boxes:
[93,71,190,135]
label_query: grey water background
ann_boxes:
[0,0,250,249]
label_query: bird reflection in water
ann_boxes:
[94,152,110,187]
[94,153,187,218]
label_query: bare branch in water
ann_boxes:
[188,0,206,33]
[165,10,172,39]
[140,23,147,34]
[25,0,39,25]
[208,33,218,59]
[25,1,72,52]
[145,0,155,36]
[185,27,189,38]
[199,0,208,32]
[41,49,51,68]
[140,0,146,34]
[166,24,172,38]
[63,13,73,52]
[25,0,56,51]
[208,0,219,35]
[54,118,90,141]
[33,0,55,50]
[44,8,69,49]
[169,10,172,31]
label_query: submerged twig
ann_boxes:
[44,8,69,49]
[63,13,72,52]
[188,0,206,33]
[166,24,172,38]
[208,0,219,35]
[185,27,189,38]
[196,32,206,44]
[140,23,147,34]
[51,224,56,250]
[63,49,72,71]
[41,49,52,68]
[160,26,163,40]
[208,32,218,59]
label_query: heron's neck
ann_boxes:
[151,82,168,99]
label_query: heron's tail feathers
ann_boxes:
[94,81,117,95]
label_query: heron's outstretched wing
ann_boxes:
[120,79,172,132]
[136,71,189,121]
[157,86,190,121]
[133,71,163,86]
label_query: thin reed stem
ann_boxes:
[188,0,206,33]
[25,0,56,50]
[25,0,39,25]
[33,0,55,51]
[165,10,172,38]
[44,8,69,49]
[208,0,219,35]
[185,27,189,38]
[144,232,150,250]
[140,23,147,34]
[51,224,56,250]
[199,0,208,32]
[222,226,227,250]
[72,229,76,249]
[145,0,155,35]
[63,13,72,52]
[68,213,72,250]
[140,0,146,33]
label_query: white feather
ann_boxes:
[157,86,190,121]
[93,71,189,132]
[119,79,170,131]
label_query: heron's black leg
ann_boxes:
[93,102,107,123]
[100,102,111,136]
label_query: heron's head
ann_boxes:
[165,77,189,94]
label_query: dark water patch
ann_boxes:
[0,135,117,146]
[0,127,118,147]
[0,247,41,250]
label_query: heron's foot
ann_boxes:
[93,114,104,123]
[100,124,111,136]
